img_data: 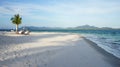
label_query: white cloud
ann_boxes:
[0,1,120,16]
[0,1,120,28]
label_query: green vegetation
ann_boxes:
[11,14,22,33]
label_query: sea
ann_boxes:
[35,29,120,59]
[0,29,120,59]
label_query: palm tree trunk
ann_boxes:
[16,24,18,33]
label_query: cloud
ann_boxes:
[0,0,120,28]
[0,1,120,16]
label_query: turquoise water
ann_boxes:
[82,33,120,59]
[35,29,120,58]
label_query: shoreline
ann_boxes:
[84,37,120,59]
[0,32,120,67]
[83,37,120,66]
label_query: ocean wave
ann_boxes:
[83,34,120,59]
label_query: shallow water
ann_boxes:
[69,29,120,59]
[82,33,120,59]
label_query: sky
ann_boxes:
[0,0,120,29]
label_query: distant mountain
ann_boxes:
[100,27,113,30]
[0,25,119,32]
[72,25,119,30]
[20,26,62,31]
[75,25,99,29]
[19,25,120,31]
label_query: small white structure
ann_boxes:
[24,30,30,35]
[18,30,24,34]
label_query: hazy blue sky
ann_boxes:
[0,0,120,29]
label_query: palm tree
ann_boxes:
[11,14,22,33]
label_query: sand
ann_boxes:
[0,32,120,67]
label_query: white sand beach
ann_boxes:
[0,32,120,67]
